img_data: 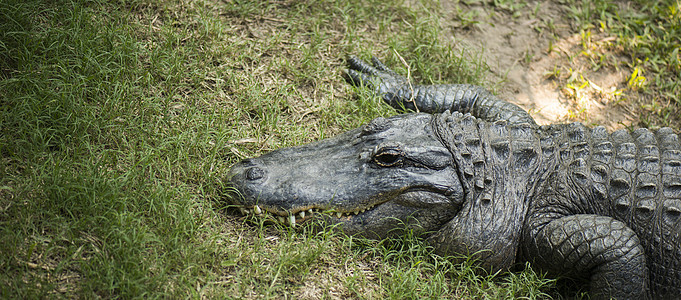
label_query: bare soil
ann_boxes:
[439,0,638,130]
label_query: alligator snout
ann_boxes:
[244,167,265,181]
[226,159,268,206]
[229,159,266,183]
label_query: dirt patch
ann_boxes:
[438,0,638,130]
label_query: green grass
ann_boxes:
[562,0,681,128]
[1,0,676,298]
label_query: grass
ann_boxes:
[558,0,681,128]
[0,0,677,298]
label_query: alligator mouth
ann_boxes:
[234,200,386,227]
[232,187,456,228]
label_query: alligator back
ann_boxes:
[530,122,681,296]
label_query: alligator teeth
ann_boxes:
[238,203,380,225]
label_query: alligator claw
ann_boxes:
[371,56,399,76]
[347,55,379,75]
[343,68,374,88]
[344,55,408,96]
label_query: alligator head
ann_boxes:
[227,113,465,239]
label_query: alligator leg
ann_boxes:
[344,55,536,126]
[522,214,649,299]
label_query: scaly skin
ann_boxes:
[344,55,537,126]
[227,56,681,299]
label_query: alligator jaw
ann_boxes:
[235,201,384,227]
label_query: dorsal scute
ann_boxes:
[538,125,681,233]
[605,128,653,223]
[506,123,541,175]
[444,116,544,176]
[489,121,510,164]
[438,111,489,191]
[591,126,613,181]
[567,122,588,141]
[493,119,507,127]
[615,141,637,173]
[657,127,680,149]
[591,126,609,140]
[611,129,632,143]
[656,129,681,223]
[603,126,681,271]
[635,129,661,176]
[633,127,656,145]
[662,199,681,227]
[568,123,591,160]
[658,127,681,177]
[509,122,536,139]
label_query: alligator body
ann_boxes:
[227,56,681,299]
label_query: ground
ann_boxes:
[2,0,677,298]
[440,0,638,129]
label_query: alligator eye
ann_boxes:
[373,147,404,167]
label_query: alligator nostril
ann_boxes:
[245,167,265,181]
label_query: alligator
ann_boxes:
[226,55,681,299]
